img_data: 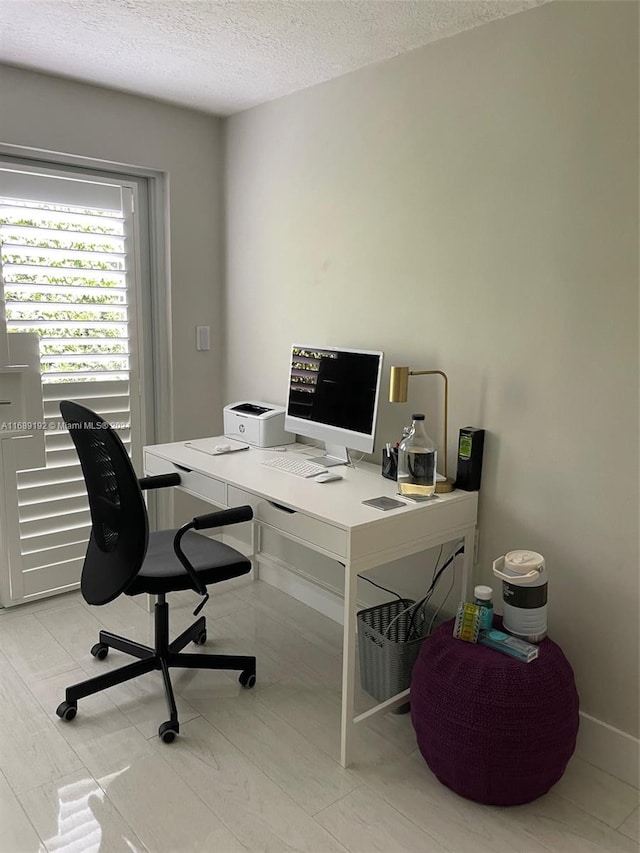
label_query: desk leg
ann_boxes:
[251,520,260,581]
[462,527,475,599]
[340,565,358,768]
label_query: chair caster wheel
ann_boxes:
[193,630,207,646]
[159,721,179,743]
[239,670,256,689]
[56,701,77,721]
[91,643,109,661]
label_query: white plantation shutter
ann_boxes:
[0,166,144,599]
[15,382,132,595]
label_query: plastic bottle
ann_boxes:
[492,550,547,643]
[473,585,494,631]
[397,414,436,498]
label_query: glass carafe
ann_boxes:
[397,413,437,498]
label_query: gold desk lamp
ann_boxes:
[389,366,454,493]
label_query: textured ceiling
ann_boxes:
[0,0,548,116]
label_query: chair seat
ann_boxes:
[125,529,251,596]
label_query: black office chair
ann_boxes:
[55,400,256,743]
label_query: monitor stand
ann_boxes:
[307,443,349,468]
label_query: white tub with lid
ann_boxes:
[492,550,547,643]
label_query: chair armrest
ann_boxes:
[138,473,181,491]
[192,505,253,530]
[172,505,253,600]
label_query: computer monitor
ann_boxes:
[285,344,384,467]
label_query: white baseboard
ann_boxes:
[255,556,639,790]
[576,712,639,789]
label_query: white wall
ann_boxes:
[224,0,639,741]
[0,65,225,443]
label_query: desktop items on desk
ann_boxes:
[396,413,437,498]
[314,471,343,483]
[228,343,384,473]
[379,426,443,505]
[381,442,398,480]
[388,364,487,494]
[223,401,294,447]
[389,366,453,493]
[285,344,384,468]
[381,424,487,495]
[454,427,485,491]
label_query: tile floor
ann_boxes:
[0,578,638,853]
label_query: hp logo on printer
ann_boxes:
[238,423,246,433]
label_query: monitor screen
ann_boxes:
[285,345,383,466]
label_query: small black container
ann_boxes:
[454,427,485,491]
[381,447,398,480]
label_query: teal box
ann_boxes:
[478,629,539,663]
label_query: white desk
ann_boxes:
[144,441,478,767]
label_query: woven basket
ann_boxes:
[357,599,428,702]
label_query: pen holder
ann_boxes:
[381,447,398,480]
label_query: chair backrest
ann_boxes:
[61,400,149,605]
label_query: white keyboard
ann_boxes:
[261,456,327,478]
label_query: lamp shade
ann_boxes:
[389,366,409,403]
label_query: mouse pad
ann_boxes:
[362,496,406,511]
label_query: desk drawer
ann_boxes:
[228,486,346,558]
[144,452,227,506]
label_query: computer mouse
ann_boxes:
[315,472,343,483]
[215,444,231,453]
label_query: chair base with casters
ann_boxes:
[56,592,256,743]
[56,399,257,743]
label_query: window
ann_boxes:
[0,163,148,600]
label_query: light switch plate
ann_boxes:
[196,325,210,351]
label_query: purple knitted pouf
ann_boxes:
[410,618,579,806]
